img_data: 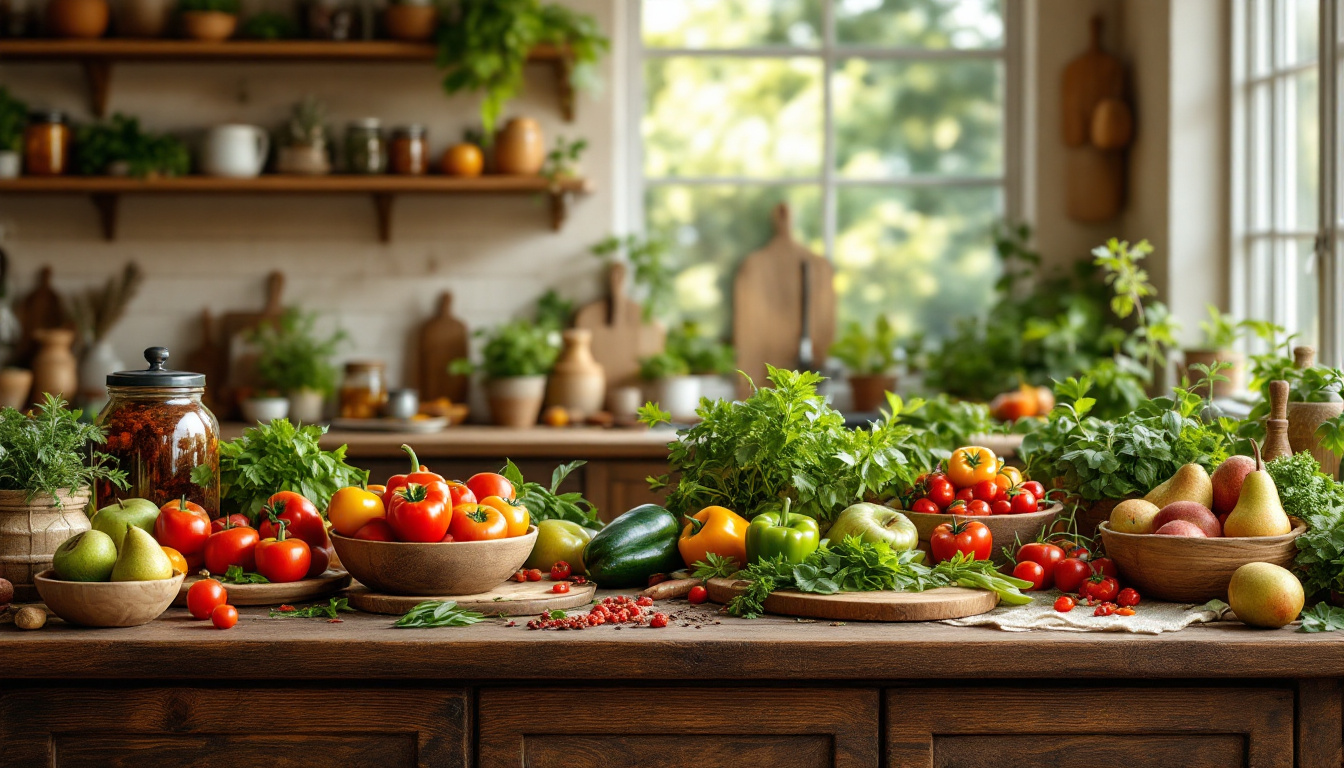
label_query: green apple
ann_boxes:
[90,498,161,550]
[526,519,594,574]
[826,503,919,552]
[110,526,174,582]
[52,530,119,582]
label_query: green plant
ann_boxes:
[249,308,345,396]
[178,0,240,13]
[393,600,486,628]
[830,315,899,375]
[638,350,689,381]
[666,321,734,376]
[1091,237,1181,385]
[500,459,601,530]
[0,87,27,153]
[1197,304,1242,350]
[898,394,1003,455]
[541,136,586,185]
[591,232,677,322]
[1266,451,1344,595]
[74,114,190,178]
[534,289,573,331]
[281,94,328,146]
[240,11,298,39]
[1300,603,1344,632]
[435,0,608,139]
[0,394,127,503]
[454,320,559,379]
[270,597,353,618]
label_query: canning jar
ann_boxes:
[95,347,220,517]
[389,125,427,175]
[345,118,385,174]
[339,360,387,418]
[24,111,71,176]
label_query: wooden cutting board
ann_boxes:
[732,204,835,395]
[343,580,597,617]
[574,261,664,394]
[1061,16,1124,147]
[1062,16,1127,223]
[15,266,65,367]
[707,578,998,622]
[222,271,286,405]
[184,309,229,413]
[174,570,352,607]
[417,291,469,404]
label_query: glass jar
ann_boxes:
[389,125,427,175]
[95,347,220,517]
[339,361,387,418]
[345,118,385,174]
[24,111,71,176]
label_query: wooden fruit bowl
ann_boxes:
[34,569,184,628]
[330,527,537,596]
[1099,519,1306,602]
[906,502,1063,565]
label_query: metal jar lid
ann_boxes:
[28,110,67,125]
[107,346,206,387]
[391,124,426,140]
[348,117,382,131]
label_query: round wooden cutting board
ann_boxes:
[173,570,352,607]
[706,578,998,622]
[344,580,598,617]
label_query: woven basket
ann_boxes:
[0,487,92,601]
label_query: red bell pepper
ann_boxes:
[382,445,448,507]
[259,491,329,549]
[386,481,452,542]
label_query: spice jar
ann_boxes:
[345,118,385,174]
[24,111,71,176]
[389,125,428,175]
[95,347,220,517]
[339,361,387,419]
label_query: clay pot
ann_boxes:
[487,375,546,428]
[276,144,331,175]
[546,329,605,421]
[0,487,91,602]
[114,0,173,37]
[848,373,897,413]
[383,3,436,41]
[494,118,545,176]
[47,0,110,38]
[180,10,237,41]
[0,368,32,410]
[1182,349,1245,397]
[29,328,77,407]
[1288,401,1344,480]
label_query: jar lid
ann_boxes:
[391,124,426,139]
[344,360,385,373]
[107,347,206,387]
[28,110,66,124]
[349,118,382,130]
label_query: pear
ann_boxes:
[1144,463,1213,509]
[90,498,161,551]
[1228,562,1303,628]
[52,530,119,582]
[1222,441,1292,538]
[1109,499,1161,533]
[110,526,174,582]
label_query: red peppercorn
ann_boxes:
[649,613,668,628]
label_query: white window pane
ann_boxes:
[1290,237,1320,348]
[642,0,822,49]
[1250,82,1273,231]
[834,0,1003,49]
[1292,69,1319,231]
[1247,238,1274,329]
[1250,0,1272,76]
[1286,0,1318,65]
[643,57,824,178]
[833,58,1003,179]
[832,185,1000,337]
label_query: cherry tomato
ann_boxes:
[1012,560,1046,590]
[552,582,570,594]
[1065,545,1091,561]
[990,500,1013,515]
[211,603,238,629]
[1053,595,1076,613]
[550,561,573,580]
[972,480,1001,503]
[526,568,543,582]
[1089,557,1118,579]
[1009,490,1038,515]
[187,578,227,620]
[353,519,396,541]
[445,480,477,509]
[947,446,998,488]
[448,503,508,542]
[480,495,530,537]
[466,472,515,502]
[688,585,708,604]
[154,503,210,560]
[1081,574,1119,602]
[963,499,991,516]
[307,544,331,579]
[1093,602,1117,617]
[1053,557,1092,593]
[955,487,976,503]
[210,514,252,534]
[926,476,956,509]
[1117,587,1141,607]
[203,522,259,575]
[929,519,993,563]
[254,523,312,584]
[649,613,669,628]
[1016,542,1065,588]
[911,498,940,515]
[1020,480,1046,499]
[996,466,1023,489]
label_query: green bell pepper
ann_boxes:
[746,499,820,565]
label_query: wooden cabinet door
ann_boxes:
[0,687,467,768]
[584,461,668,522]
[479,687,878,768]
[886,687,1293,768]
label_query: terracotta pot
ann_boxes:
[494,117,545,176]
[545,329,605,421]
[1181,349,1245,397]
[180,10,237,41]
[0,487,92,602]
[0,368,33,410]
[1288,401,1344,480]
[114,0,173,37]
[848,373,897,413]
[47,0,109,38]
[29,328,77,407]
[383,3,436,41]
[487,375,546,428]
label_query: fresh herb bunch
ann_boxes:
[194,419,369,518]
[394,600,486,628]
[1267,452,1344,595]
[0,87,27,153]
[541,136,586,185]
[641,367,937,520]
[898,394,1003,455]
[178,0,240,13]
[454,320,559,379]
[1300,603,1344,632]
[638,350,689,381]
[220,565,269,584]
[270,598,352,618]
[240,11,299,39]
[666,321,734,376]
[692,552,741,580]
[0,394,127,503]
[500,459,602,530]
[535,289,573,331]
[831,315,900,375]
[1197,304,1243,350]
[250,308,346,396]
[75,114,191,178]
[591,233,677,322]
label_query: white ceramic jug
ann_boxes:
[202,124,270,178]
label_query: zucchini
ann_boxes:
[582,504,683,588]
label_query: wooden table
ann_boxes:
[1,598,1337,767]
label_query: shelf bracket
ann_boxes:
[552,54,575,122]
[372,193,394,243]
[548,188,570,231]
[90,193,118,241]
[82,59,112,118]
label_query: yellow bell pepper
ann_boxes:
[678,505,750,571]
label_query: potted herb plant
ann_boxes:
[639,350,698,422]
[384,0,436,41]
[0,88,25,179]
[276,96,331,175]
[178,0,240,41]
[75,114,190,178]
[1285,348,1343,481]
[667,320,735,402]
[453,319,559,428]
[1182,305,1245,397]
[0,394,126,600]
[831,315,900,412]
[249,308,345,424]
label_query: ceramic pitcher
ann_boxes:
[546,329,605,420]
[202,124,270,178]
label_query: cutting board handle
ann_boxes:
[262,271,285,314]
[607,261,628,326]
[1089,15,1102,49]
[435,291,454,319]
[771,203,793,241]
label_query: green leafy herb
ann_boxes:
[393,600,487,628]
[666,321,735,376]
[692,552,740,581]
[452,320,559,379]
[270,598,351,619]
[0,394,127,503]
[249,308,346,397]
[638,350,690,381]
[830,315,900,375]
[501,459,602,530]
[541,135,586,185]
[0,87,29,153]
[74,113,191,178]
[178,0,239,12]
[1299,603,1344,632]
[1268,452,1344,595]
[547,609,566,619]
[219,565,269,585]
[897,394,1004,455]
[591,233,677,322]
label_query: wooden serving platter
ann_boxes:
[173,570,351,607]
[706,578,998,622]
[344,580,597,617]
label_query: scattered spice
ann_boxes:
[269,598,352,619]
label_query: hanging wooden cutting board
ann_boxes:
[574,261,664,395]
[184,309,229,413]
[1061,16,1124,147]
[707,578,998,622]
[15,266,66,367]
[1062,16,1128,223]
[222,271,286,404]
[732,204,835,396]
[343,580,597,616]
[417,291,469,404]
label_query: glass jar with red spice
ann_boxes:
[24,110,71,176]
[95,347,220,517]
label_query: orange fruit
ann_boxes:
[442,143,484,178]
[161,546,189,575]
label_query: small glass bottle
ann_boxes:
[389,125,428,175]
[339,361,387,419]
[24,111,71,176]
[345,118,385,174]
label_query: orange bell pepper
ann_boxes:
[480,495,530,537]
[678,505,750,571]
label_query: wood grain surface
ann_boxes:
[173,570,351,607]
[416,291,469,405]
[573,261,665,394]
[344,580,596,616]
[707,578,998,622]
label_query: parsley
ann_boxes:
[0,394,127,502]
[219,565,269,585]
[393,600,486,628]
[1299,603,1344,632]
[1268,452,1344,594]
[692,552,741,581]
[501,459,602,530]
[269,598,352,619]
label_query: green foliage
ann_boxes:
[240,11,299,39]
[1318,415,1344,464]
[179,0,240,13]
[0,394,127,502]
[1090,237,1180,382]
[198,419,369,519]
[75,114,190,178]
[897,394,1004,455]
[455,320,559,379]
[393,600,486,628]
[591,232,677,322]
[534,289,573,331]
[249,308,346,396]
[220,565,269,584]
[666,321,735,376]
[0,87,27,153]
[435,0,608,139]
[1300,604,1344,632]
[500,459,602,530]
[691,551,741,580]
[638,350,689,381]
[830,315,899,375]
[1267,452,1344,595]
[1239,322,1344,441]
[541,135,586,185]
[1198,304,1242,350]
[270,598,353,618]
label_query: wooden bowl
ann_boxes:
[907,503,1063,565]
[330,527,537,596]
[1099,519,1306,602]
[34,569,184,627]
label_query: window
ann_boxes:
[631,0,1021,340]
[1233,0,1342,364]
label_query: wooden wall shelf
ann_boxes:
[0,175,593,242]
[0,40,576,119]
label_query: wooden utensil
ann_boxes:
[222,271,285,409]
[707,578,997,622]
[344,579,596,616]
[1061,16,1129,223]
[1061,16,1124,147]
[174,570,351,607]
[574,261,665,395]
[732,203,835,396]
[14,266,65,367]
[1262,380,1295,463]
[417,291,469,404]
[330,527,537,596]
[184,309,229,413]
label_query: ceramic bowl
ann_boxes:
[331,527,538,596]
[906,502,1064,566]
[34,569,184,627]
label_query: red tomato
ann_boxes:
[203,523,259,575]
[1009,490,1038,514]
[386,481,453,542]
[1053,595,1076,613]
[211,603,238,629]
[550,561,572,580]
[972,480,1001,503]
[160,497,206,516]
[1016,542,1065,588]
[955,487,976,503]
[1117,587,1141,607]
[254,526,312,584]
[446,481,477,509]
[187,578,227,620]
[1065,545,1091,562]
[990,500,1013,515]
[1020,480,1046,499]
[1093,602,1117,617]
[1053,557,1092,593]
[926,476,956,509]
[911,498,940,515]
[1089,557,1118,579]
[688,585,708,604]
[552,582,570,594]
[353,519,396,541]
[467,472,515,502]
[154,505,210,558]
[929,520,992,563]
[1012,560,1046,590]
[963,499,991,516]
[449,503,508,542]
[306,544,331,579]
[1081,574,1119,602]
[259,492,329,549]
[210,514,252,534]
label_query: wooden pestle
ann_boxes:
[1294,346,1316,369]
[1263,379,1295,462]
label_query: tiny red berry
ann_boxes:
[649,613,668,628]
[526,568,543,582]
[550,561,572,581]
[1117,587,1141,607]
[688,585,708,604]
[1053,595,1075,613]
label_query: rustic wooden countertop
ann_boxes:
[219,424,675,460]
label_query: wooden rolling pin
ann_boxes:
[1262,379,1294,462]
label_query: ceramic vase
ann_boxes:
[487,375,546,428]
[180,10,236,41]
[0,368,32,410]
[30,328,77,407]
[546,329,605,421]
[0,487,91,602]
[652,375,701,422]
[1288,401,1344,480]
[0,151,19,179]
[241,396,290,424]
[287,388,325,424]
[114,0,173,36]
[494,117,545,176]
[47,0,109,37]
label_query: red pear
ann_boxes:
[1153,501,1221,537]
[1212,455,1257,516]
[1154,520,1208,537]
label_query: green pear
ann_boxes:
[52,530,119,582]
[1228,562,1303,627]
[110,526,174,582]
[1223,442,1292,537]
[90,498,161,551]
[1109,499,1162,533]
[1144,463,1213,509]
